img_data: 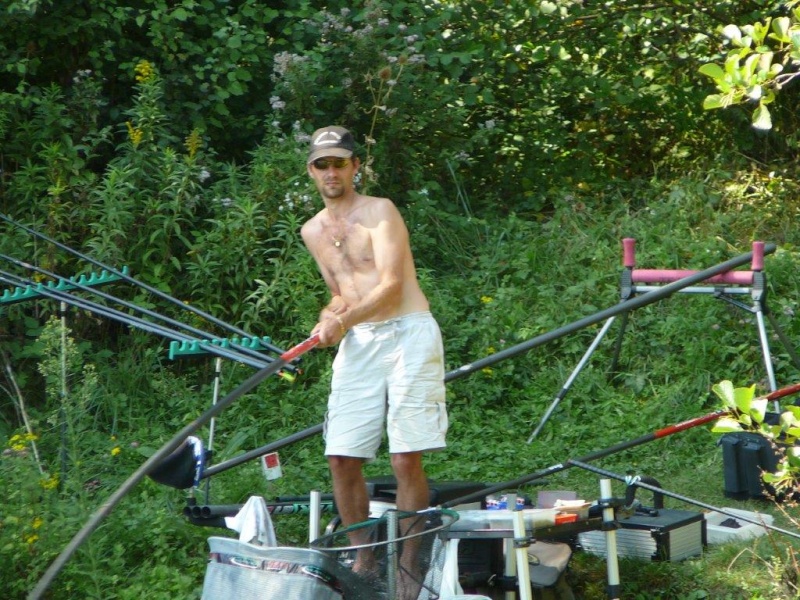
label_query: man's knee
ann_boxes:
[390,451,425,479]
[328,455,364,478]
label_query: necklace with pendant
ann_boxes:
[332,236,343,248]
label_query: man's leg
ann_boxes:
[328,455,376,573]
[329,455,369,527]
[392,451,429,600]
[391,451,429,514]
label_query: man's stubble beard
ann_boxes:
[321,181,345,201]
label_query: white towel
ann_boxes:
[224,496,277,546]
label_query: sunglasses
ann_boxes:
[312,157,351,170]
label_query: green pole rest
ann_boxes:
[0,266,129,305]
[168,335,274,360]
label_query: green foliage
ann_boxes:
[700,2,800,133]
[4,181,800,597]
[3,1,800,597]
[711,380,800,495]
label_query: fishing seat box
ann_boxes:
[577,508,706,562]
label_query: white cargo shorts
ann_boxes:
[324,311,448,458]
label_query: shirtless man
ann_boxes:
[301,126,448,588]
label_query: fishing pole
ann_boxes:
[28,334,320,600]
[0,269,275,370]
[0,253,293,371]
[439,382,800,510]
[196,243,780,475]
[445,242,776,381]
[0,213,287,356]
[440,410,729,508]
[570,460,800,542]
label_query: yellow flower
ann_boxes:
[26,534,39,545]
[126,121,143,147]
[111,446,121,457]
[40,474,59,490]
[185,129,202,159]
[32,517,43,530]
[480,295,493,304]
[134,60,155,83]
[482,367,494,377]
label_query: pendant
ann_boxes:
[333,240,341,247]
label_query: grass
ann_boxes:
[4,173,800,599]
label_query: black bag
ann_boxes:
[718,431,780,500]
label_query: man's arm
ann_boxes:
[333,199,407,330]
[320,294,347,320]
[301,219,347,344]
[304,198,410,347]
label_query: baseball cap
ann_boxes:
[307,126,356,163]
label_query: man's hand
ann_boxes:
[312,315,347,348]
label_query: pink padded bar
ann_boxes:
[631,269,754,285]
[622,238,764,285]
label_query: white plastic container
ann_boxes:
[704,508,774,544]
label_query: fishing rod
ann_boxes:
[0,269,276,370]
[440,410,729,508]
[28,334,320,600]
[0,253,293,372]
[192,243,779,477]
[0,213,287,356]
[439,382,800,510]
[445,242,776,381]
[569,459,800,542]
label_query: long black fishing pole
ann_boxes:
[440,409,730,509]
[0,253,293,371]
[0,269,274,370]
[0,213,287,356]
[202,423,324,479]
[28,335,320,600]
[439,382,800,509]
[196,243,778,477]
[569,459,800,542]
[444,242,776,381]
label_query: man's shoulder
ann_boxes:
[300,210,326,238]
[302,208,326,227]
[361,195,398,215]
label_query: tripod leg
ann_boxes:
[527,317,616,443]
[765,310,800,371]
[607,311,630,380]
[754,307,779,409]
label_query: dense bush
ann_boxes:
[2,1,800,598]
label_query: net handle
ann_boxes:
[311,508,459,553]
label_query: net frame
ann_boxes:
[311,508,459,600]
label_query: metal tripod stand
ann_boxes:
[528,239,800,442]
